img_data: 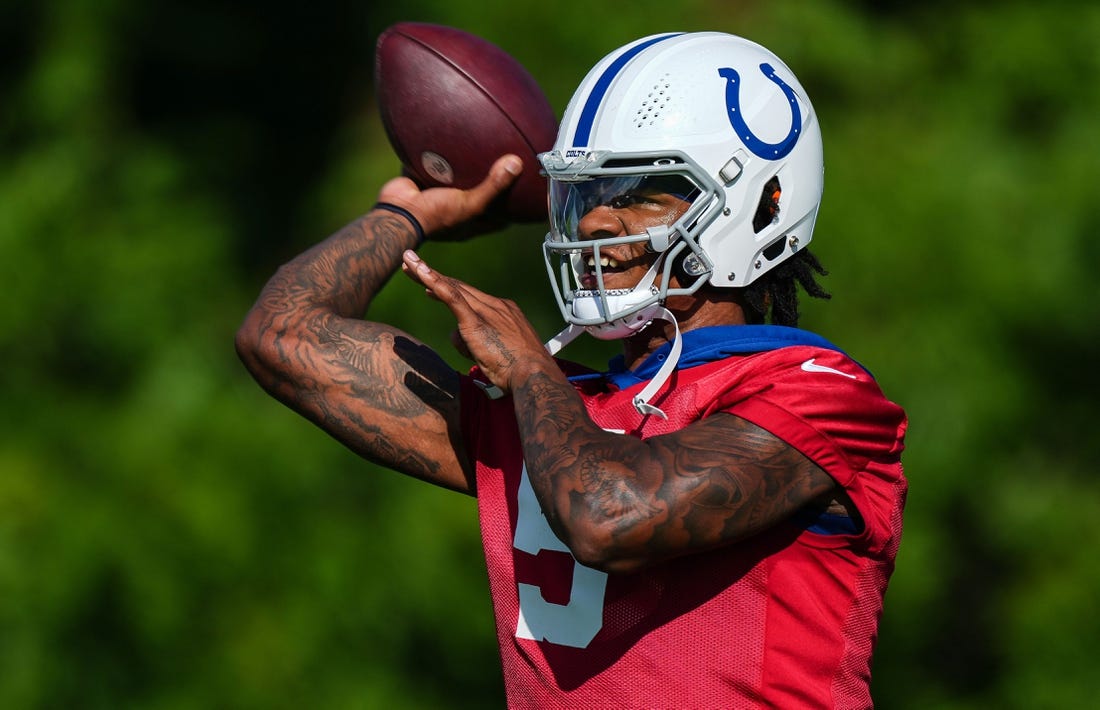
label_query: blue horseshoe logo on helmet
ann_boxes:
[719,63,802,160]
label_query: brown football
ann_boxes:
[374,22,558,222]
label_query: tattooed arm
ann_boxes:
[400,251,841,573]
[235,155,523,494]
[508,366,839,573]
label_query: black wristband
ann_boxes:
[373,202,426,247]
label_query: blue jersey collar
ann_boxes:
[601,325,846,390]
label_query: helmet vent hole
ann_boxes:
[635,75,673,128]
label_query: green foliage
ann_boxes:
[2,0,1099,707]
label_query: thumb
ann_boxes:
[463,154,523,212]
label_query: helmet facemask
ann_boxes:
[540,150,724,341]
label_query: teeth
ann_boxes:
[585,256,620,269]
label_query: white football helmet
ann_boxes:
[540,31,824,343]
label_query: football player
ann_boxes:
[238,31,908,708]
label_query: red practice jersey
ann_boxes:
[460,327,908,709]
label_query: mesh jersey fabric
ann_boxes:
[459,332,907,709]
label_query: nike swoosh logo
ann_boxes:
[801,358,858,379]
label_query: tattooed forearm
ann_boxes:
[512,369,665,562]
[294,213,420,316]
[511,368,837,572]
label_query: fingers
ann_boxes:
[401,249,449,294]
[402,251,498,365]
[399,249,549,393]
[401,250,477,312]
[401,251,506,323]
[383,154,520,207]
[376,154,522,240]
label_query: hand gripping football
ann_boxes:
[374,22,558,222]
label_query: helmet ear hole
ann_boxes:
[752,176,782,233]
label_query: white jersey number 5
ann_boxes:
[513,463,608,648]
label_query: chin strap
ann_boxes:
[628,307,681,420]
[544,323,587,357]
[542,308,682,420]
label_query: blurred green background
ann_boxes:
[3,0,1099,707]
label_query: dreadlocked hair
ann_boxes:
[742,248,831,327]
